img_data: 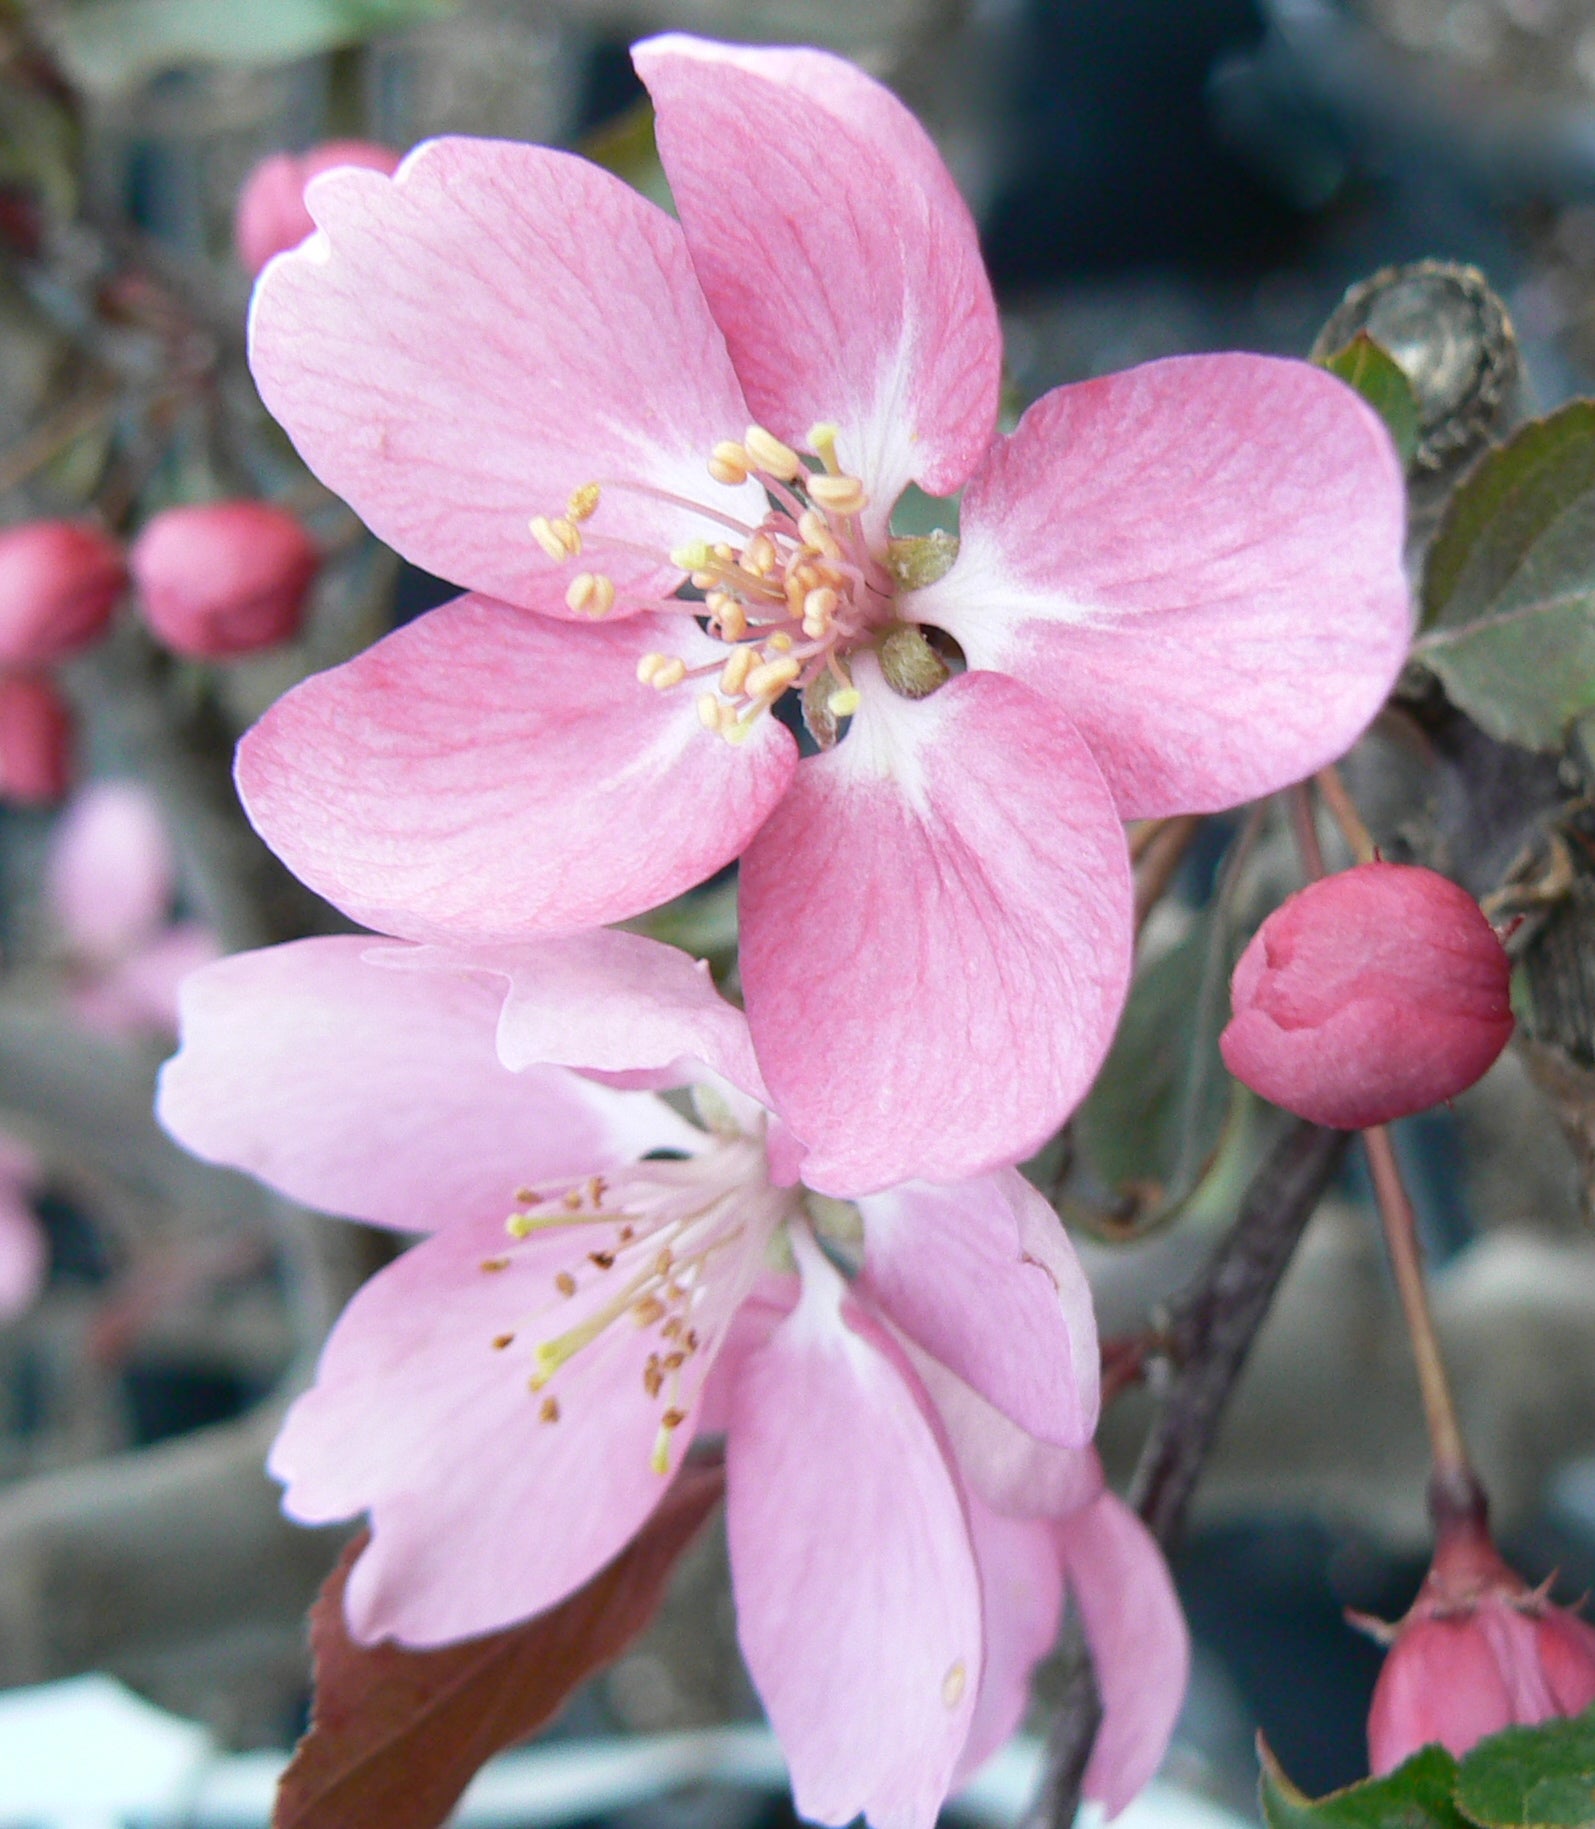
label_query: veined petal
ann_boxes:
[636,36,1000,528]
[953,1494,1065,1785]
[372,929,769,1108]
[249,136,760,604]
[859,1169,1099,1447]
[726,1235,980,1829]
[915,355,1410,818]
[156,938,694,1232]
[236,593,797,943]
[269,1201,733,1644]
[1060,1492,1190,1817]
[739,665,1131,1195]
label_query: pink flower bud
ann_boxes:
[1368,1519,1595,1774]
[1220,862,1513,1129]
[131,502,318,658]
[0,674,72,803]
[0,520,126,668]
[234,140,402,276]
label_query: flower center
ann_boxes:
[478,1139,790,1472]
[530,421,902,747]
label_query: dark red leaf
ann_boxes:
[274,1461,726,1829]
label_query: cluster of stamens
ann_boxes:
[478,1165,753,1474]
[529,421,896,748]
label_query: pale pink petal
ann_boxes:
[47,780,173,962]
[739,664,1131,1196]
[859,1168,1098,1447]
[726,1235,980,1829]
[908,1344,1103,1521]
[1060,1492,1190,1817]
[914,355,1410,818]
[0,1180,45,1320]
[156,938,694,1231]
[954,1495,1066,1784]
[373,929,769,1107]
[236,594,797,943]
[72,921,220,1039]
[636,36,1000,528]
[249,137,761,604]
[269,1206,712,1643]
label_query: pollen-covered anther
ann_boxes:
[806,473,868,517]
[798,510,842,559]
[566,483,601,523]
[745,657,800,700]
[802,586,839,638]
[744,424,803,482]
[707,441,751,486]
[637,652,687,690]
[565,571,616,617]
[529,514,582,562]
[720,646,756,696]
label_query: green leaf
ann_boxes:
[36,0,457,92]
[1323,334,1421,469]
[1260,1739,1471,1829]
[1454,1708,1595,1829]
[1068,904,1239,1236]
[1415,402,1595,751]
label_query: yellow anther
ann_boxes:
[565,571,616,618]
[803,586,838,629]
[941,1661,968,1709]
[648,656,687,691]
[828,686,862,718]
[708,441,750,486]
[797,509,841,557]
[697,692,722,730]
[530,514,581,562]
[713,542,735,562]
[637,652,666,685]
[567,483,601,522]
[785,574,808,617]
[671,540,714,572]
[720,646,755,695]
[716,599,748,641]
[744,424,803,482]
[634,1294,667,1327]
[766,631,794,654]
[807,422,841,471]
[690,571,718,592]
[745,657,801,699]
[744,533,777,575]
[808,473,868,516]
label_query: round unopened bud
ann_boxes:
[0,674,72,803]
[1221,863,1513,1129]
[131,502,318,658]
[235,140,402,276]
[0,520,126,669]
[1368,1518,1595,1775]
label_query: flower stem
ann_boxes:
[1288,781,1326,880]
[1316,763,1378,865]
[1362,1122,1475,1488]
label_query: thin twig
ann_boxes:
[1316,764,1378,866]
[1134,815,1202,937]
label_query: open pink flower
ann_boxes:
[46,780,220,1037]
[240,36,1409,1194]
[156,929,1186,1823]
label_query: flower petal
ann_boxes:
[249,136,760,604]
[236,593,797,943]
[635,36,1000,523]
[915,355,1410,818]
[373,929,769,1108]
[1059,1492,1190,1817]
[859,1169,1099,1447]
[47,780,173,962]
[269,1207,709,1643]
[726,1235,980,1829]
[953,1494,1065,1785]
[72,921,220,1039]
[156,938,693,1232]
[739,664,1131,1195]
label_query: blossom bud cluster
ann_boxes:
[0,503,316,801]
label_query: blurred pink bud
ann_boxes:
[1220,862,1513,1128]
[131,501,318,658]
[1368,1517,1595,1774]
[0,674,72,803]
[235,140,403,276]
[0,519,126,668]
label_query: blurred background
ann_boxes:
[4,0,1595,1822]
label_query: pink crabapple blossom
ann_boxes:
[131,501,318,658]
[1366,1509,1595,1775]
[237,34,1412,1197]
[234,140,402,277]
[155,928,1188,1826]
[1221,863,1514,1130]
[46,780,219,1037]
